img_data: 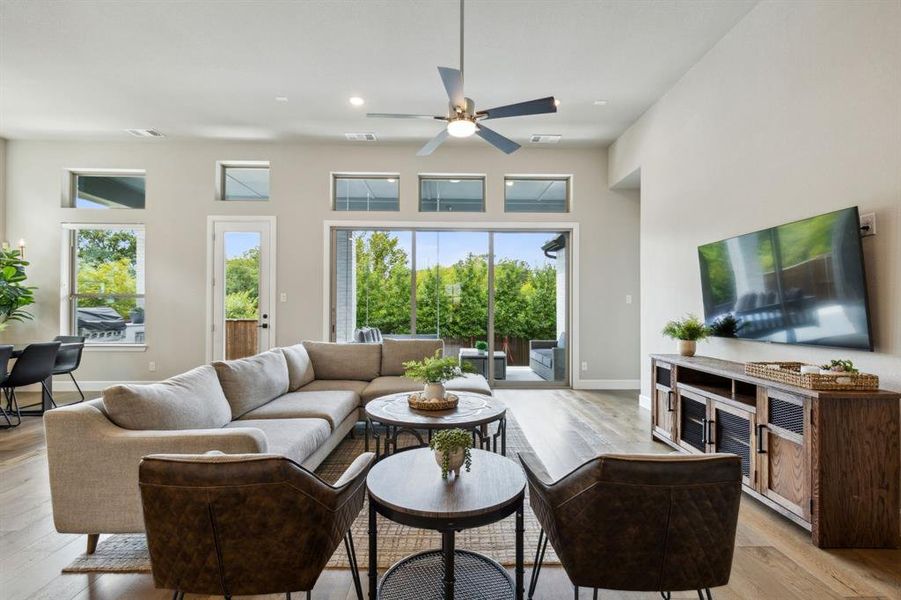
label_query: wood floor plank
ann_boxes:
[1,389,898,600]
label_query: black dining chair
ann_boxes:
[2,341,61,427]
[53,336,86,402]
[0,345,14,428]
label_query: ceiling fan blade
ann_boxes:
[437,66,465,108]
[367,113,446,120]
[417,128,450,156]
[476,124,520,154]
[477,96,557,120]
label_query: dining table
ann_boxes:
[10,342,82,416]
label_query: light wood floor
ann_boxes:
[1,389,898,600]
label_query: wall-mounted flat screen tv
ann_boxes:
[698,206,872,351]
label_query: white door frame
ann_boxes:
[206,215,277,362]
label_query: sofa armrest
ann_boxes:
[44,400,268,534]
[529,340,558,351]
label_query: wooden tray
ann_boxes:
[745,361,879,391]
[407,392,460,411]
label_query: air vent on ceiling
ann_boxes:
[125,128,165,138]
[344,132,377,142]
[530,134,561,144]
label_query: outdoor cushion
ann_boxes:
[213,350,290,419]
[225,418,330,465]
[238,390,358,429]
[380,338,444,376]
[531,348,554,368]
[303,341,381,380]
[363,374,491,404]
[102,365,232,430]
[279,343,315,390]
[298,379,368,398]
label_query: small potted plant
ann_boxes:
[662,314,710,357]
[475,340,488,354]
[403,350,472,400]
[430,428,473,479]
[820,359,858,373]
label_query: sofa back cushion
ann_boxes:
[303,341,381,381]
[279,344,315,391]
[102,365,232,430]
[380,338,445,376]
[213,350,289,419]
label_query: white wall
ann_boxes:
[0,137,6,241]
[609,0,901,398]
[3,141,641,386]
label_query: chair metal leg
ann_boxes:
[0,388,13,428]
[8,389,22,426]
[661,593,671,600]
[286,593,291,600]
[306,591,311,600]
[704,589,713,600]
[69,372,85,402]
[593,588,598,599]
[528,528,548,599]
[170,591,178,600]
[574,585,579,599]
[40,381,58,408]
[698,590,714,600]
[344,531,364,600]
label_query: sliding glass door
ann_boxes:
[331,227,569,387]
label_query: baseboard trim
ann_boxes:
[575,379,640,390]
[18,380,155,393]
[639,394,652,410]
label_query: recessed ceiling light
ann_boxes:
[554,99,561,107]
[593,99,608,106]
[275,96,289,102]
[349,96,365,106]
[506,181,514,187]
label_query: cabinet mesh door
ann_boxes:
[769,397,804,436]
[680,397,706,452]
[716,409,751,477]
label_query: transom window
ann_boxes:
[419,176,485,212]
[333,175,400,211]
[65,171,146,209]
[217,162,270,201]
[64,224,146,345]
[504,177,570,213]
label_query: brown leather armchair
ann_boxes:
[139,451,375,600]
[520,452,741,600]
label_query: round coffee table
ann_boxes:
[365,392,507,458]
[367,448,525,600]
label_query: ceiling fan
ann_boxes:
[366,0,557,156]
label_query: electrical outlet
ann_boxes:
[581,361,588,371]
[626,294,633,304]
[148,361,157,372]
[280,292,288,302]
[859,212,876,237]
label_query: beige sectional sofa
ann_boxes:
[45,339,490,537]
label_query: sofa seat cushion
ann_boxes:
[102,365,232,430]
[380,338,444,376]
[279,344,315,391]
[213,350,290,420]
[225,418,330,465]
[303,341,381,381]
[238,391,358,429]
[298,379,368,398]
[530,348,554,368]
[363,374,491,404]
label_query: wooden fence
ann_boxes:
[226,319,258,360]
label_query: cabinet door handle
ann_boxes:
[706,419,715,446]
[701,417,708,445]
[666,392,674,412]
[757,424,767,454]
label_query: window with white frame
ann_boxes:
[64,171,146,209]
[419,176,485,212]
[217,161,270,201]
[333,174,400,211]
[504,176,570,213]
[64,224,146,344]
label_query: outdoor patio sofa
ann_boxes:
[44,339,490,547]
[529,333,566,381]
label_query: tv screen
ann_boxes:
[698,207,872,351]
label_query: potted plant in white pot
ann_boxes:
[403,350,472,400]
[662,314,710,357]
[430,428,473,479]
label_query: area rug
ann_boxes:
[63,416,559,573]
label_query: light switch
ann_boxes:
[280,292,288,303]
[626,294,633,304]
[148,361,157,372]
[581,361,588,371]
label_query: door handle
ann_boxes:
[259,323,269,329]
[701,417,708,445]
[706,419,715,447]
[666,391,674,412]
[757,424,767,453]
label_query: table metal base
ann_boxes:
[367,417,507,460]
[377,549,515,600]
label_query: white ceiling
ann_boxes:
[0,0,757,145]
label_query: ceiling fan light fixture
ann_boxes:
[447,118,477,138]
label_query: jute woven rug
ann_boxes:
[63,416,558,573]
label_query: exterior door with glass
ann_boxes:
[211,218,274,361]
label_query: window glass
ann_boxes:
[222,166,269,201]
[334,176,400,211]
[70,174,146,209]
[419,178,484,212]
[504,178,569,213]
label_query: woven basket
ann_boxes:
[745,361,879,391]
[407,392,460,411]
